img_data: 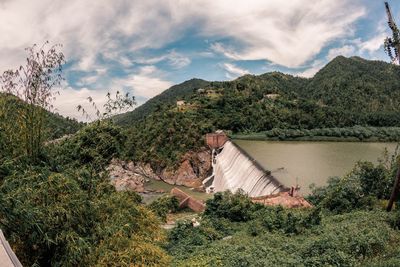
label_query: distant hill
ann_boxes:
[118,56,400,129]
[114,78,210,125]
[303,56,400,113]
[121,56,400,168]
[0,93,84,140]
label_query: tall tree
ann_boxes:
[0,42,65,160]
[384,2,400,211]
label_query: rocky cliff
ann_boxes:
[108,148,212,192]
[160,148,212,188]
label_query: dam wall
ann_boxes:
[210,140,287,197]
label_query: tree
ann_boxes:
[384,2,400,211]
[77,91,135,122]
[0,42,65,160]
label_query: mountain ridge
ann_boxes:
[117,55,400,126]
[121,56,400,168]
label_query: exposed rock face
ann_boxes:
[161,148,211,188]
[107,148,212,192]
[107,159,159,192]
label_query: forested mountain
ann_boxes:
[117,56,400,129]
[304,56,400,114]
[120,56,400,168]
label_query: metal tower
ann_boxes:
[384,2,400,64]
[385,2,400,211]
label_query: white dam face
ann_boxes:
[210,141,285,197]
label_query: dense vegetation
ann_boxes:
[2,120,400,266]
[119,56,400,169]
[0,93,83,159]
[166,154,400,266]
[0,122,171,266]
[233,126,400,141]
[0,44,170,266]
[2,43,400,266]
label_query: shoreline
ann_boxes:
[232,135,400,142]
[230,126,400,143]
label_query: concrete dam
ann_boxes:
[204,134,287,197]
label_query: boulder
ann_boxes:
[107,159,159,193]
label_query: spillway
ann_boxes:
[209,140,286,197]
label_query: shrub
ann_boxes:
[0,168,169,266]
[149,195,179,221]
[49,122,126,170]
[355,162,393,199]
[308,175,377,214]
[204,190,254,222]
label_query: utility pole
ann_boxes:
[384,2,400,211]
[384,2,400,64]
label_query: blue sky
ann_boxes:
[0,0,398,120]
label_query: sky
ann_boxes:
[0,0,398,120]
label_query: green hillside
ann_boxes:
[121,56,400,168]
[118,56,400,129]
[303,56,400,120]
[0,93,84,157]
[114,78,210,125]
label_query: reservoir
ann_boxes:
[234,140,399,195]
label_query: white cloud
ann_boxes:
[113,65,173,99]
[135,50,191,69]
[294,60,326,78]
[54,86,111,121]
[0,0,366,72]
[52,65,172,121]
[210,43,241,59]
[358,34,386,53]
[55,65,172,121]
[327,45,356,60]
[0,0,369,118]
[204,0,365,67]
[222,63,250,79]
[0,0,194,72]
[167,51,191,69]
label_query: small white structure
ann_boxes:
[265,94,280,100]
[176,100,185,106]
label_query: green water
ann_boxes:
[234,140,399,195]
[144,179,213,201]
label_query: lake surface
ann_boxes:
[234,140,398,195]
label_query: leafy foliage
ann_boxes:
[0,166,170,266]
[204,190,254,222]
[77,91,135,121]
[308,156,399,214]
[169,191,398,267]
[124,109,209,169]
[149,195,180,221]
[0,42,65,160]
[48,122,126,171]
[114,78,209,125]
